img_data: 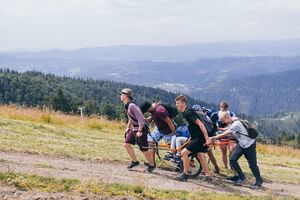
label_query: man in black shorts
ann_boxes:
[175,95,212,181]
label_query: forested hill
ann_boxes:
[194,68,300,116]
[0,69,211,119]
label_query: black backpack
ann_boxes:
[238,120,259,139]
[159,103,178,118]
[188,108,215,137]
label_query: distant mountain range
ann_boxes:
[2,39,300,61]
[1,39,300,115]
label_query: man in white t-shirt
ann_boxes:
[211,111,263,190]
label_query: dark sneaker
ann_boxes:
[175,173,189,181]
[163,152,174,161]
[173,155,182,163]
[213,166,220,174]
[143,162,149,167]
[227,175,239,182]
[250,179,263,190]
[127,161,139,169]
[147,164,156,172]
[233,178,245,186]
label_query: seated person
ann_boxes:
[164,125,190,162]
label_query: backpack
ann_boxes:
[159,103,178,118]
[187,108,216,137]
[238,119,259,139]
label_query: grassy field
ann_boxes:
[2,171,296,200]
[0,105,299,199]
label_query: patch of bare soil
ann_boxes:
[0,151,299,199]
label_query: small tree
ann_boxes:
[83,100,99,116]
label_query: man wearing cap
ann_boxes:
[120,88,156,172]
[140,101,176,162]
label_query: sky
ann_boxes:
[0,0,299,51]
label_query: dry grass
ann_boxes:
[0,105,300,185]
[0,105,126,134]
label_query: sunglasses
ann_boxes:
[120,92,128,95]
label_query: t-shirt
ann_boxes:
[183,107,205,143]
[126,102,146,128]
[229,121,255,148]
[150,104,172,134]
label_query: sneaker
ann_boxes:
[213,166,220,174]
[127,161,139,169]
[173,155,182,163]
[250,179,263,190]
[143,162,149,167]
[227,175,239,182]
[163,152,174,161]
[175,173,189,181]
[147,164,156,172]
[233,178,246,186]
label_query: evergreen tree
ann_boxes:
[50,88,74,113]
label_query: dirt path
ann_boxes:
[0,151,299,199]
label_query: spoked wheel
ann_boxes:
[187,154,202,178]
[171,154,202,177]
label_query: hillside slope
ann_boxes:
[194,69,300,115]
[0,105,299,199]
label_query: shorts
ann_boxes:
[186,138,208,153]
[148,127,172,143]
[125,129,148,151]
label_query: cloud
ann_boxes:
[0,0,299,50]
[147,16,188,26]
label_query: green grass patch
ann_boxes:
[0,171,296,200]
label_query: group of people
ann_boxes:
[120,88,263,190]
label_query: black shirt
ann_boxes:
[183,107,205,142]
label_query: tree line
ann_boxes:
[0,69,210,121]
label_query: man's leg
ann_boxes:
[207,149,220,173]
[176,137,188,156]
[142,150,155,166]
[230,144,245,181]
[124,130,138,164]
[138,132,155,171]
[181,148,191,174]
[197,152,211,176]
[123,143,138,162]
[244,142,263,184]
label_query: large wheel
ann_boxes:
[176,154,202,178]
[187,154,202,178]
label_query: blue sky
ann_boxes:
[0,0,299,51]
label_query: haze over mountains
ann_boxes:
[1,39,300,115]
